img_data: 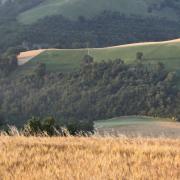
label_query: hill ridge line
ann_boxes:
[17,38,180,65]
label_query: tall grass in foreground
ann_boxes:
[0,134,179,180]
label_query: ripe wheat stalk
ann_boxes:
[0,132,179,180]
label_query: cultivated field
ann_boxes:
[17,38,180,86]
[95,116,180,138]
[17,38,180,72]
[0,136,180,180]
[17,49,45,65]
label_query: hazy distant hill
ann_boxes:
[0,0,180,139]
[0,0,180,52]
[16,0,180,24]
[0,0,180,24]
[17,38,180,86]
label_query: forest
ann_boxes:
[0,6,180,53]
[0,52,180,133]
[0,0,180,134]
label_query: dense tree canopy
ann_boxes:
[0,11,180,53]
[0,0,180,133]
[0,56,179,129]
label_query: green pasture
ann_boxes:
[95,116,172,129]
[31,41,180,72]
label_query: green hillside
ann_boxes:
[1,0,180,53]
[3,40,180,128]
[17,39,180,86]
[95,116,180,138]
[18,0,180,24]
[95,116,173,128]
[23,41,180,70]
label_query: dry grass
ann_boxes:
[0,136,180,180]
[17,49,45,59]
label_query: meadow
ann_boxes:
[0,136,179,180]
[95,116,180,138]
[17,39,180,86]
[21,39,180,72]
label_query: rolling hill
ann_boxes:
[95,116,180,138]
[17,0,180,24]
[0,0,180,138]
[3,38,180,128]
[16,38,180,90]
[17,38,180,76]
[1,0,180,53]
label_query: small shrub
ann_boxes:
[136,52,143,62]
[23,116,94,136]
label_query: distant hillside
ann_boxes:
[16,38,180,88]
[0,0,180,139]
[18,39,180,71]
[1,38,180,127]
[17,0,180,24]
[0,0,180,54]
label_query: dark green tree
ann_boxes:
[34,63,46,77]
[82,55,94,66]
[25,117,42,135]
[136,52,144,62]
[66,119,94,135]
[41,116,56,136]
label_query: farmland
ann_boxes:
[17,39,180,86]
[0,136,179,179]
[20,39,180,71]
[1,2,180,179]
[95,116,180,138]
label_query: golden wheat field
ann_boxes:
[0,136,180,180]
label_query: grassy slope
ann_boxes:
[95,116,173,128]
[17,0,178,24]
[19,40,180,83]
[0,136,180,179]
[95,116,180,138]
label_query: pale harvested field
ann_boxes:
[17,49,45,59]
[17,49,60,65]
[0,136,180,180]
[17,49,45,65]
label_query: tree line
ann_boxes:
[0,9,180,53]
[0,54,179,134]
